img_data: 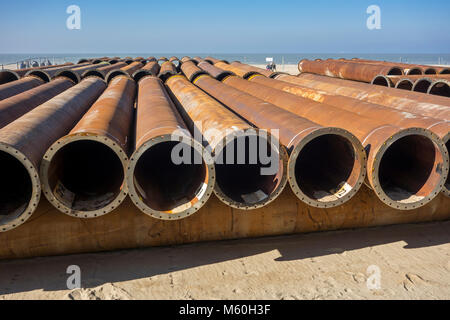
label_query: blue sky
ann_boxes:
[1,0,449,53]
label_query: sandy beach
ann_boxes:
[0,220,449,300]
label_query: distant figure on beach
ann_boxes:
[266,62,277,72]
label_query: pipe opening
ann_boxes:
[440,69,450,74]
[428,81,450,97]
[406,68,422,75]
[133,141,208,213]
[424,68,437,75]
[215,134,284,207]
[413,79,432,93]
[0,71,20,85]
[371,76,391,87]
[387,67,403,76]
[396,80,414,91]
[294,134,360,204]
[378,134,440,203]
[83,70,104,79]
[0,151,32,221]
[46,140,124,212]
[55,70,79,84]
[27,70,51,82]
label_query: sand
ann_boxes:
[0,220,449,300]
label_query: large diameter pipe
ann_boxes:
[180,60,208,82]
[230,61,280,78]
[246,74,450,198]
[0,77,106,232]
[349,58,424,75]
[0,63,76,85]
[198,61,234,81]
[205,57,229,64]
[298,59,403,83]
[372,74,450,88]
[166,75,288,209]
[192,74,366,208]
[132,61,161,82]
[53,62,111,84]
[428,80,450,98]
[279,73,450,120]
[0,76,45,101]
[352,58,450,75]
[214,61,261,79]
[219,74,448,210]
[0,77,75,129]
[105,61,143,83]
[82,62,128,79]
[24,63,91,83]
[128,76,215,220]
[159,61,178,81]
[41,76,135,218]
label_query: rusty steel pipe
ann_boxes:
[205,57,229,64]
[127,76,215,220]
[132,61,161,82]
[41,76,135,218]
[197,61,234,81]
[0,77,75,130]
[192,74,366,208]
[24,63,91,83]
[81,62,128,80]
[105,61,143,83]
[214,61,261,79]
[372,74,450,88]
[230,61,280,78]
[279,73,450,120]
[0,77,106,232]
[53,62,110,84]
[298,59,403,83]
[0,76,45,101]
[166,75,287,209]
[158,61,179,81]
[219,74,447,210]
[349,58,424,75]
[180,60,208,82]
[245,73,450,198]
[428,80,450,98]
[0,63,75,85]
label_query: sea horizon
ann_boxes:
[2,53,450,68]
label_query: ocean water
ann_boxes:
[1,53,450,67]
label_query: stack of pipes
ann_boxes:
[0,56,448,236]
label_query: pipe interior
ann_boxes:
[413,79,432,93]
[387,68,403,76]
[372,76,390,87]
[428,82,450,97]
[424,68,437,75]
[440,69,450,74]
[0,151,32,221]
[407,68,422,75]
[47,140,124,212]
[133,141,207,212]
[294,134,357,202]
[378,135,439,203]
[0,71,19,85]
[215,135,282,205]
[396,80,414,91]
